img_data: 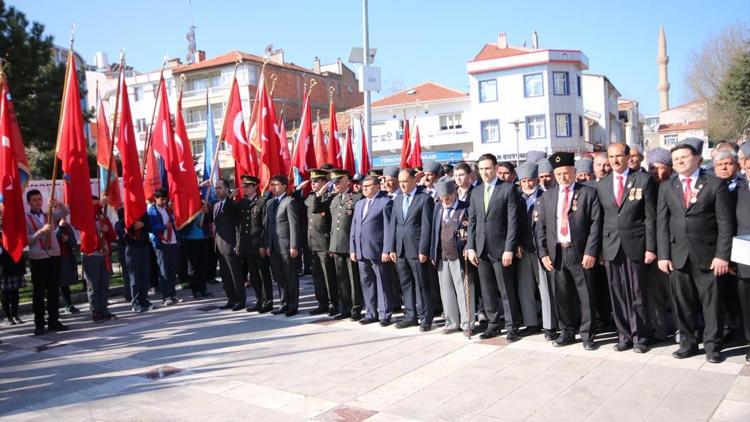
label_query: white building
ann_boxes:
[581,73,622,148]
[466,32,589,161]
[618,99,643,147]
[347,81,472,166]
[657,100,709,158]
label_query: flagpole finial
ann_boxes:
[316,109,320,120]
[69,24,77,49]
[179,74,187,90]
[119,48,126,63]
[0,58,6,83]
[308,79,317,97]
[269,74,277,96]
[329,86,335,102]
[234,53,243,69]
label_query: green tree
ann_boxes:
[709,51,750,141]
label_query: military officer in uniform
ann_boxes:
[305,169,339,316]
[236,175,273,313]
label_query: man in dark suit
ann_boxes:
[304,169,339,316]
[265,174,301,317]
[657,138,734,363]
[535,152,602,350]
[212,178,245,311]
[466,153,523,341]
[389,168,434,331]
[516,163,557,340]
[350,175,393,326]
[236,175,273,313]
[596,143,657,353]
[734,142,750,364]
[381,166,403,312]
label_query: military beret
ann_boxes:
[240,175,260,186]
[516,163,539,181]
[671,137,704,156]
[309,169,329,180]
[423,160,441,174]
[368,168,383,177]
[434,176,457,197]
[329,169,350,180]
[647,147,672,167]
[549,152,575,169]
[525,150,546,164]
[537,158,553,174]
[352,173,364,182]
[575,159,594,175]
[383,166,400,178]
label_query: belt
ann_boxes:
[557,242,573,248]
[441,256,459,261]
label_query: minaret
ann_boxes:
[657,25,670,112]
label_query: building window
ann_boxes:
[192,140,204,158]
[133,86,144,102]
[555,114,571,137]
[524,73,544,97]
[152,83,159,99]
[479,79,497,103]
[480,120,500,143]
[439,113,463,131]
[577,75,581,97]
[135,118,147,133]
[553,72,569,95]
[579,115,584,137]
[525,115,546,139]
[664,134,678,145]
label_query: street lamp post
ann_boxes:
[509,119,523,165]
[362,0,372,162]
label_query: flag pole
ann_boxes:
[201,87,213,205]
[140,58,168,181]
[48,25,76,224]
[208,54,242,193]
[288,79,315,188]
[102,50,125,217]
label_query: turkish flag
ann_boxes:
[95,95,122,208]
[56,52,97,254]
[221,78,256,183]
[115,75,147,228]
[327,101,342,168]
[1,80,29,186]
[252,76,285,193]
[313,117,326,168]
[172,92,203,229]
[358,118,371,175]
[143,143,162,203]
[400,119,411,169]
[341,124,355,175]
[0,78,29,261]
[408,125,423,169]
[290,93,316,182]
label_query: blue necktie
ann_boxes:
[402,193,411,219]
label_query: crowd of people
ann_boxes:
[1,138,748,365]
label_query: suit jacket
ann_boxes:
[596,171,657,261]
[305,192,332,252]
[466,179,520,259]
[327,190,363,253]
[517,188,544,254]
[534,183,602,263]
[212,198,238,256]
[735,177,750,278]
[147,204,180,248]
[236,195,266,255]
[264,194,300,256]
[389,189,434,258]
[350,192,392,260]
[656,170,734,269]
[429,200,469,263]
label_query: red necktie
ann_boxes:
[683,177,692,207]
[616,175,624,207]
[560,187,570,236]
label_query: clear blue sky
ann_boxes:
[11,0,750,115]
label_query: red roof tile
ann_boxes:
[172,50,311,74]
[472,44,534,61]
[351,82,467,110]
[657,121,707,132]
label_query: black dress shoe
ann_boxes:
[359,317,378,325]
[284,309,298,317]
[582,340,597,351]
[271,307,288,315]
[48,322,69,332]
[259,303,273,313]
[420,324,432,332]
[379,319,392,327]
[219,303,235,310]
[633,344,649,354]
[613,342,633,352]
[327,306,339,317]
[553,334,575,347]
[7,318,17,326]
[350,313,363,321]
[246,304,261,312]
[395,320,417,329]
[232,304,244,311]
[706,353,724,364]
[672,347,699,359]
[544,329,558,341]
[479,328,500,340]
[33,326,45,336]
[309,306,328,315]
[506,331,521,342]
[520,326,541,336]
[334,312,351,320]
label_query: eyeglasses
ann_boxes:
[362,184,375,188]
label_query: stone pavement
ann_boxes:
[0,276,748,422]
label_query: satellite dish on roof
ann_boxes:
[265,44,274,54]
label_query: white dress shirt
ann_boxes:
[556,184,574,243]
